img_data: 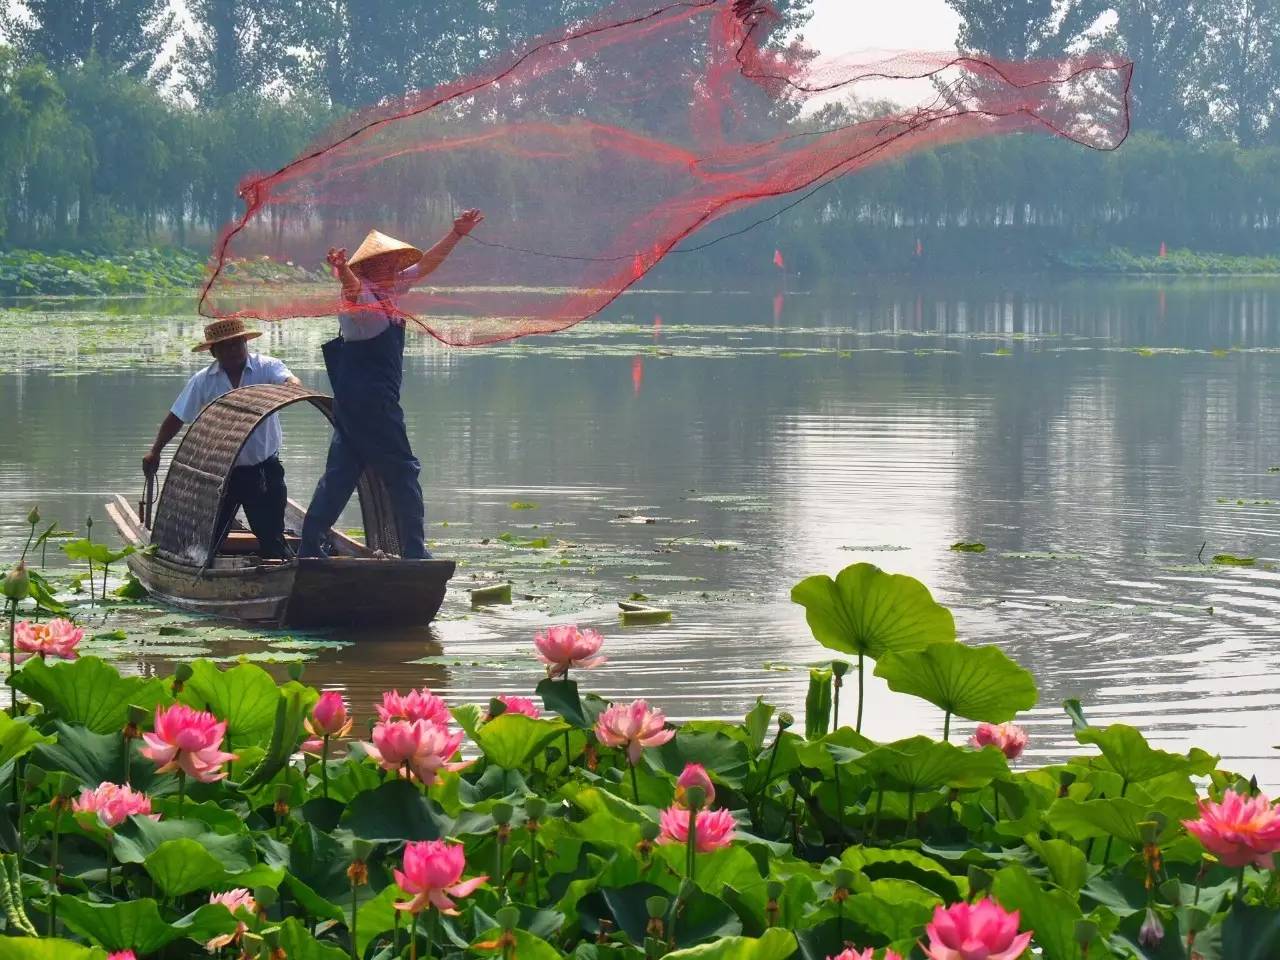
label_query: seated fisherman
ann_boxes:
[142,318,301,560]
[300,210,483,559]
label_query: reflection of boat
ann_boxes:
[105,383,454,628]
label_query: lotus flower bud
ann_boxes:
[26,506,39,526]
[830,660,849,679]
[832,868,855,891]
[2,562,29,601]
[766,880,783,900]
[777,712,794,731]
[1139,908,1164,947]
[525,796,547,820]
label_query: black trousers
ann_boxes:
[213,455,291,560]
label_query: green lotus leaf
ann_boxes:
[536,677,589,728]
[792,727,877,774]
[840,847,965,902]
[56,896,238,953]
[113,816,253,868]
[0,939,101,960]
[141,837,281,898]
[845,886,939,942]
[342,780,448,841]
[1044,795,1192,847]
[277,916,350,960]
[649,729,751,787]
[1221,903,1280,960]
[874,643,1038,724]
[991,863,1083,960]
[237,680,317,788]
[790,563,955,659]
[180,660,297,749]
[662,928,797,960]
[1025,836,1092,895]
[34,722,165,793]
[11,656,167,734]
[1074,724,1197,785]
[591,882,743,947]
[474,713,570,769]
[0,711,52,767]
[858,736,1009,792]
[473,929,563,960]
[354,882,406,957]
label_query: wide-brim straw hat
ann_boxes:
[193,317,263,353]
[348,230,423,276]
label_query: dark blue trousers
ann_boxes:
[300,326,428,559]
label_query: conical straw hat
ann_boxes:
[348,230,423,275]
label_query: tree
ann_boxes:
[179,0,304,104]
[1188,0,1280,145]
[944,0,1106,59]
[0,0,175,78]
[1104,0,1205,138]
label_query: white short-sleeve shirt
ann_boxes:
[337,262,424,341]
[170,353,295,467]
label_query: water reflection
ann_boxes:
[2,276,1279,784]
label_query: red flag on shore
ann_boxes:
[773,249,785,269]
[1158,241,1167,258]
[631,355,644,394]
[915,239,923,256]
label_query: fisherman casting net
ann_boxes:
[200,0,1132,345]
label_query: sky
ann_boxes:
[803,0,962,103]
[808,0,960,52]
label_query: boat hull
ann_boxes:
[108,495,454,628]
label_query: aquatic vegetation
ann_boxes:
[0,558,1276,959]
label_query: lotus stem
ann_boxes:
[527,821,541,902]
[564,730,572,772]
[1102,781,1128,865]
[176,770,186,818]
[7,599,16,713]
[1236,867,1246,904]
[20,518,35,565]
[49,803,63,935]
[350,877,358,960]
[630,760,641,804]
[411,910,419,960]
[943,710,951,742]
[856,653,865,733]
[870,785,884,840]
[906,788,916,837]
[993,784,1000,822]
[321,735,330,799]
[833,766,845,839]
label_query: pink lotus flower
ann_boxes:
[1183,789,1280,868]
[675,762,715,808]
[206,888,256,951]
[534,624,606,678]
[140,703,238,783]
[923,899,1032,960]
[393,840,487,915]
[306,691,352,738]
[376,688,451,726]
[969,722,1028,761]
[72,782,155,829]
[107,953,138,960]
[14,618,83,662]
[827,950,905,960]
[657,806,736,852]
[364,718,469,785]
[489,694,541,720]
[595,699,674,765]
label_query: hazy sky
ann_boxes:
[808,0,960,52]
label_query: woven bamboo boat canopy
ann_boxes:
[149,383,401,565]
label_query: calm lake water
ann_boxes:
[3,276,1279,784]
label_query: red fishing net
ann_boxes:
[199,0,1132,346]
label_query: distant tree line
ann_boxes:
[0,0,1276,268]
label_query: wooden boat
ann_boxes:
[106,383,454,628]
